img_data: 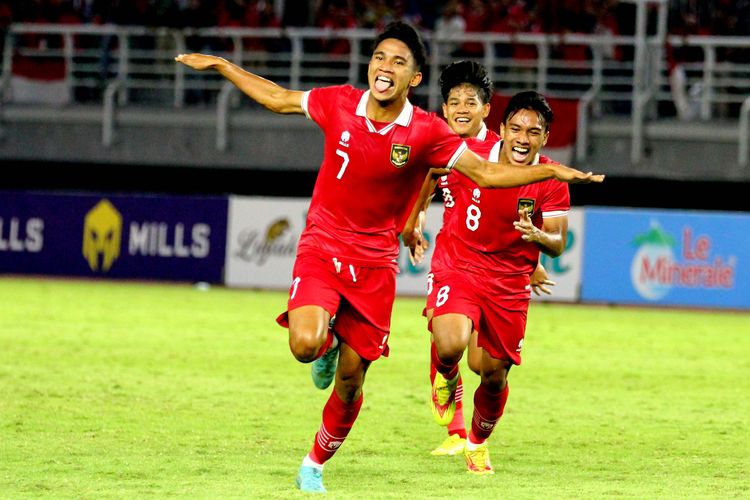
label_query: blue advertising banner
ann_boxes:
[0,191,227,283]
[582,207,749,309]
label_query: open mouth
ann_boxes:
[511,145,530,163]
[374,75,393,93]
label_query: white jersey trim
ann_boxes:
[488,141,501,162]
[446,142,468,171]
[542,209,569,218]
[301,90,312,120]
[476,122,489,140]
[355,90,414,134]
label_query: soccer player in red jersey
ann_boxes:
[176,23,601,492]
[423,61,556,457]
[419,90,571,474]
[426,59,498,457]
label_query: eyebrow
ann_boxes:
[373,50,408,63]
[510,124,543,132]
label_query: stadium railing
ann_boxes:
[2,23,750,164]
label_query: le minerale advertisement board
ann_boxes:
[582,207,748,309]
[0,191,227,283]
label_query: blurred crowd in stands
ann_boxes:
[3,0,750,112]
[1,0,749,38]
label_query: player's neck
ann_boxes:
[366,95,406,123]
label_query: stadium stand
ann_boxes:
[1,0,749,209]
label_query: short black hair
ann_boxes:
[439,60,493,104]
[373,21,427,71]
[503,91,554,131]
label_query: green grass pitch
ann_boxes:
[1,277,748,498]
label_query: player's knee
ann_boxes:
[288,327,322,362]
[434,337,465,365]
[335,371,363,402]
[481,365,510,391]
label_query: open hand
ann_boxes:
[552,164,605,184]
[513,209,540,243]
[530,262,556,296]
[175,53,225,71]
[403,210,428,266]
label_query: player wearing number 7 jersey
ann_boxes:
[424,91,570,475]
[176,22,602,493]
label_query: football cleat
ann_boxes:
[430,372,459,426]
[296,465,327,493]
[311,342,339,390]
[464,443,495,475]
[430,433,466,456]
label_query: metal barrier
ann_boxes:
[2,21,750,164]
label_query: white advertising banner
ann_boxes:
[225,195,446,294]
[225,196,307,289]
[534,207,584,302]
[225,197,583,303]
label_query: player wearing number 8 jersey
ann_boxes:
[425,60,499,457]
[422,91,570,475]
[423,64,556,458]
[177,22,601,493]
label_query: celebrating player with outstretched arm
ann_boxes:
[419,61,557,459]
[177,22,602,494]
[411,90,571,475]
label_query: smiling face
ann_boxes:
[442,83,490,138]
[367,38,422,107]
[499,108,549,166]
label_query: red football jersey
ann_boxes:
[298,85,467,267]
[431,126,500,274]
[438,140,570,277]
[437,124,501,226]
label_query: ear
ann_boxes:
[442,102,448,120]
[481,103,491,120]
[542,130,549,147]
[499,122,505,140]
[409,71,423,88]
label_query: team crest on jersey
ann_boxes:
[517,198,535,217]
[390,144,410,168]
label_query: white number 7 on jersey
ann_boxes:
[335,149,350,179]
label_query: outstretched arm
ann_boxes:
[453,149,604,188]
[175,53,305,114]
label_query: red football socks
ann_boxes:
[310,390,363,464]
[313,329,337,360]
[469,383,509,444]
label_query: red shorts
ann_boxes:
[422,245,451,318]
[276,253,396,361]
[427,269,530,365]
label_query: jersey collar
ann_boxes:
[476,122,488,140]
[356,90,414,135]
[489,140,540,165]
